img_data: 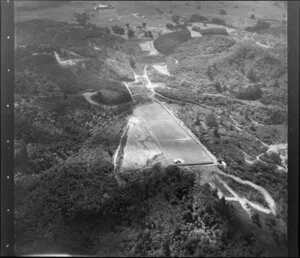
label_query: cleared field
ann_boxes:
[139,41,160,56]
[121,116,166,170]
[153,64,170,76]
[131,102,216,165]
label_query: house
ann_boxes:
[94,2,113,10]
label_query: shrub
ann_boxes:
[219,9,227,15]
[250,14,255,19]
[211,17,226,26]
[104,27,110,34]
[162,240,171,256]
[130,58,136,69]
[205,112,218,129]
[172,15,181,24]
[183,237,199,255]
[235,84,263,100]
[200,28,228,36]
[214,82,222,93]
[73,13,92,28]
[249,123,256,131]
[245,20,270,32]
[206,66,214,80]
[144,30,153,38]
[166,23,175,31]
[174,24,187,31]
[269,109,286,125]
[188,14,208,23]
[127,29,134,38]
[156,7,163,15]
[251,212,261,228]
[247,69,258,83]
[268,151,282,166]
[112,25,125,35]
[213,127,219,137]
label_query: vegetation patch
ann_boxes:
[245,20,271,32]
[217,174,269,209]
[153,29,191,55]
[199,27,228,36]
[91,80,132,105]
[234,84,263,100]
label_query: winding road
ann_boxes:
[214,170,276,215]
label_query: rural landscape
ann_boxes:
[14,1,288,256]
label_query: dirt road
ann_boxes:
[82,92,100,106]
[214,170,276,215]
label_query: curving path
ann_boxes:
[82,92,100,106]
[54,51,84,67]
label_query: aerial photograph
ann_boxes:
[14,1,288,256]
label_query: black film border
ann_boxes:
[1,0,14,256]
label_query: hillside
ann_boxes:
[207,45,287,105]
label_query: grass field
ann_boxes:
[132,102,216,165]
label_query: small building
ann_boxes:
[94,2,113,10]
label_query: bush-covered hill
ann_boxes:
[209,45,286,82]
[206,45,287,105]
[173,35,236,58]
[153,29,192,55]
